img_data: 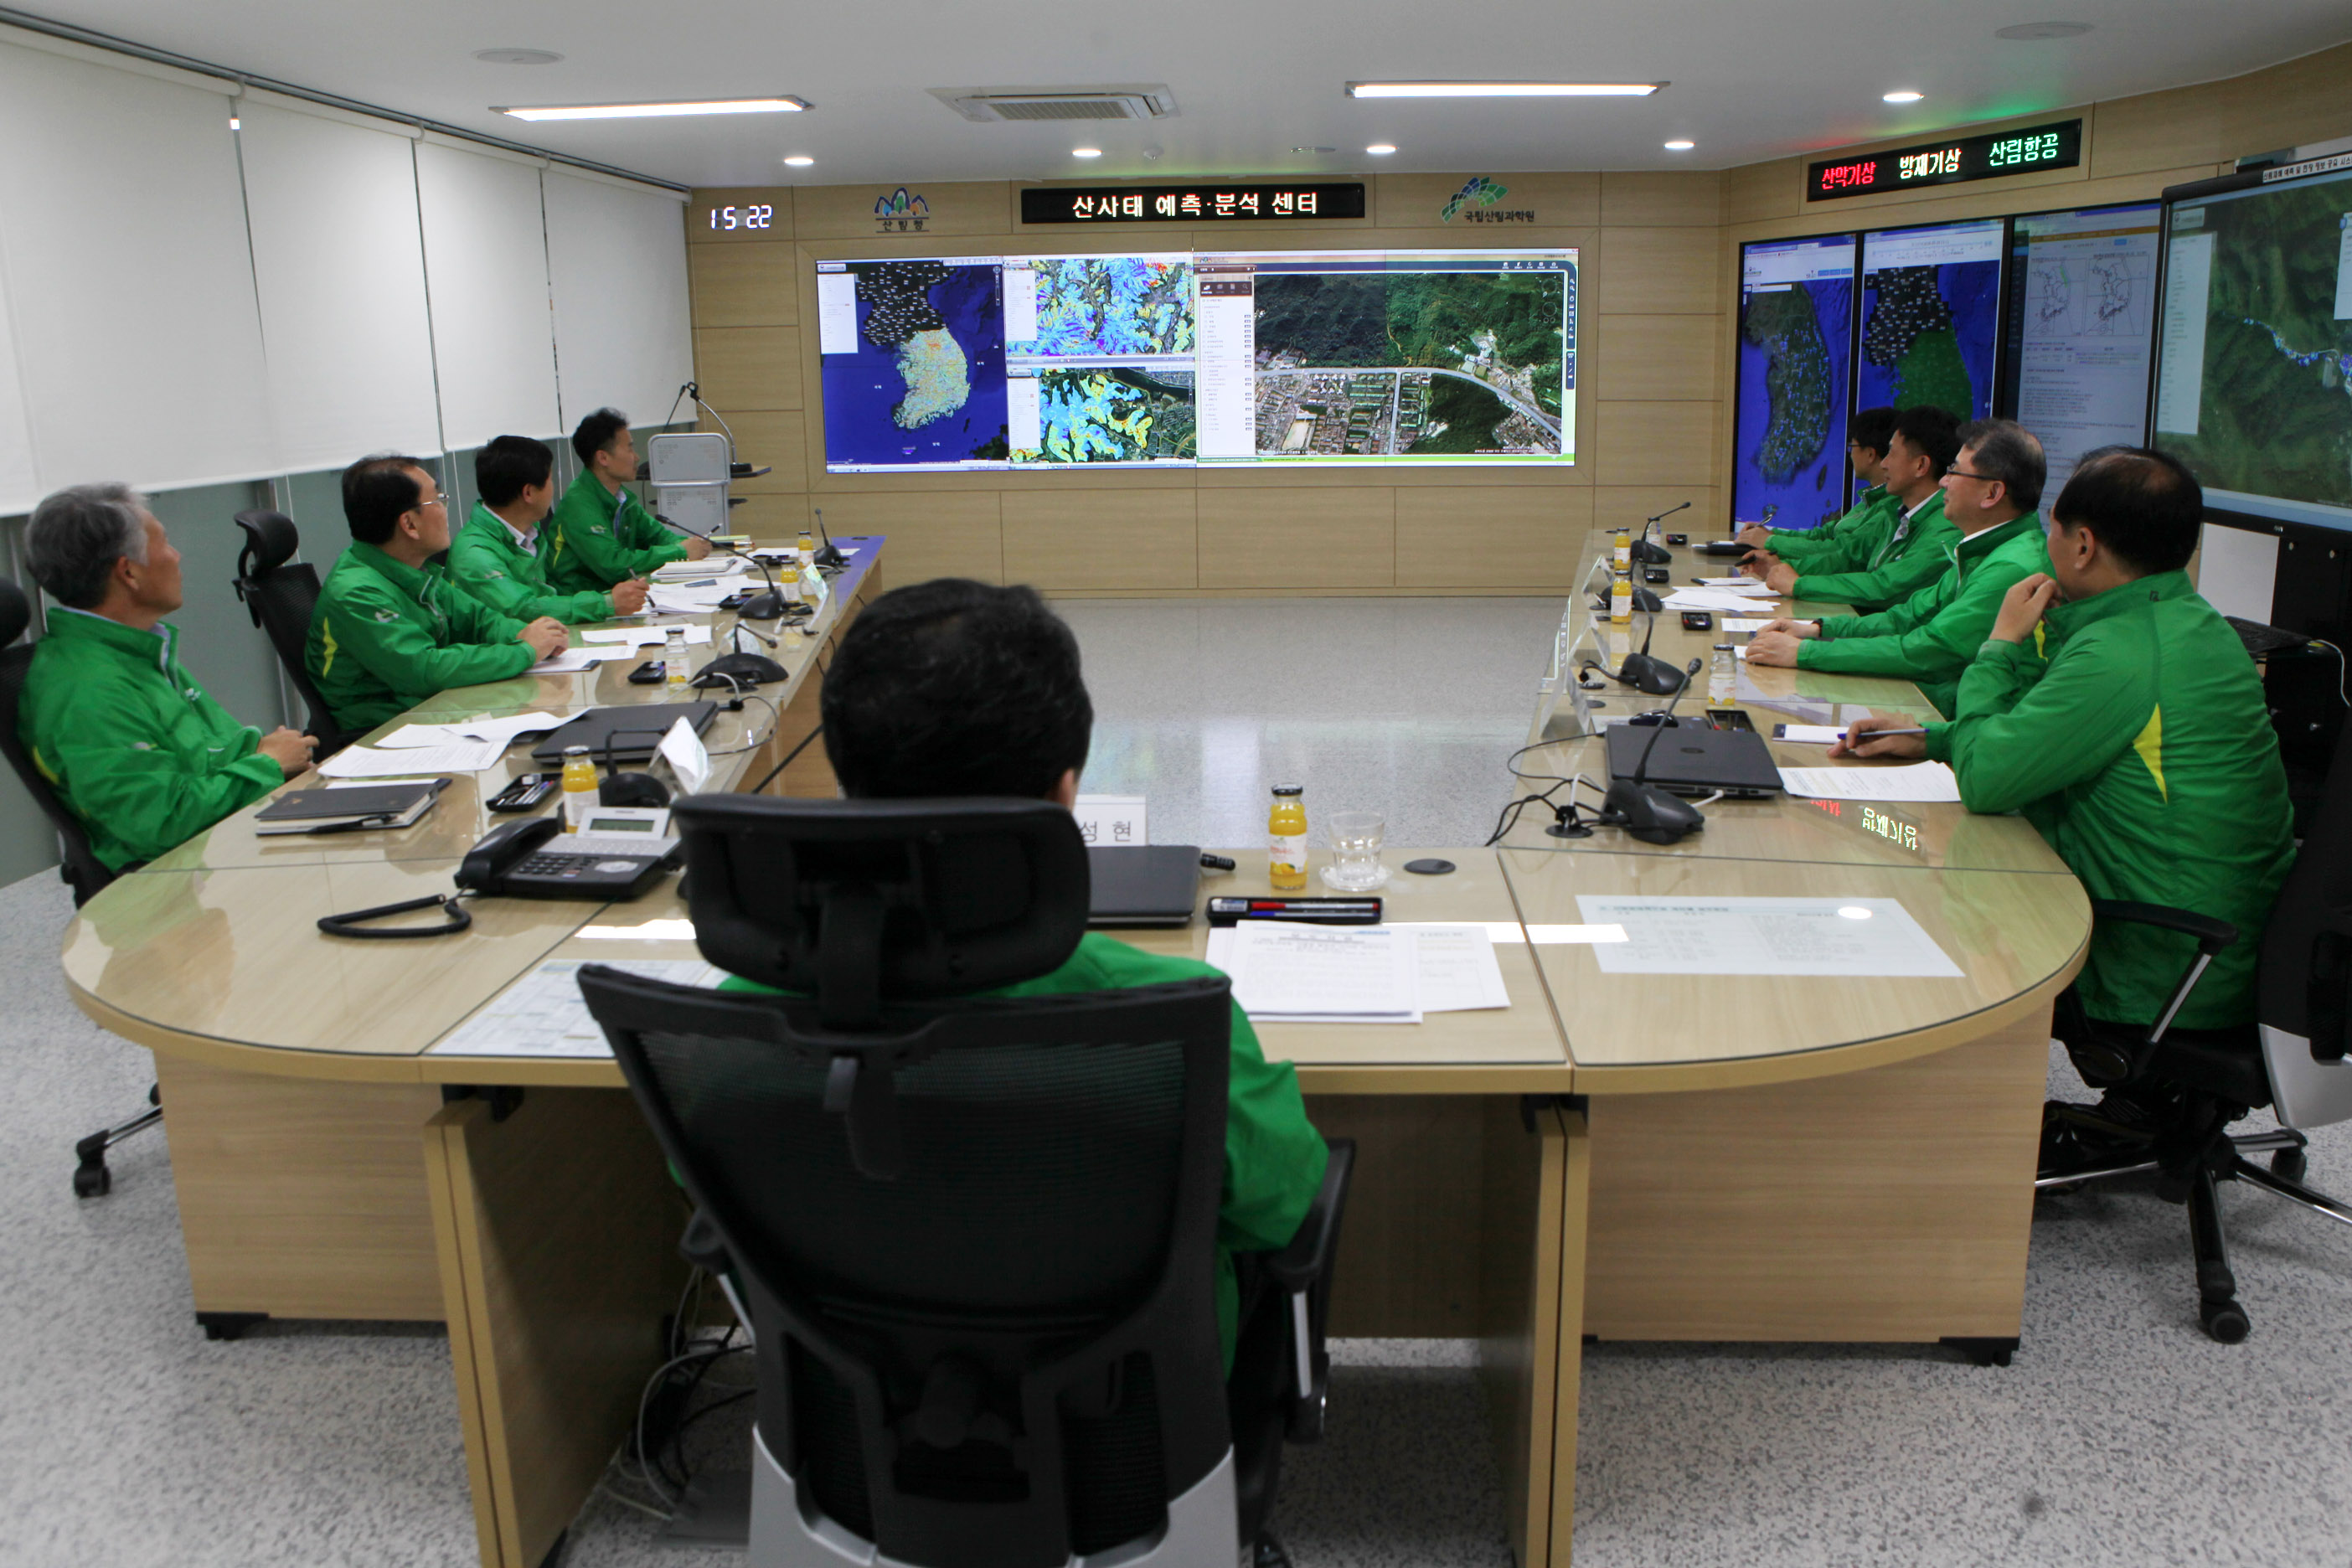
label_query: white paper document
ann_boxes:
[1778,761,1961,802]
[654,556,747,580]
[374,711,564,749]
[527,647,621,674]
[1573,895,1964,977]
[1722,617,1774,633]
[647,583,741,614]
[580,624,714,647]
[317,740,503,778]
[1208,921,1421,1024]
[1772,725,1845,745]
[1663,589,1779,614]
[1697,576,1777,592]
[1395,924,1513,1012]
[431,958,725,1058]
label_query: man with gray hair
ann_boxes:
[17,484,314,870]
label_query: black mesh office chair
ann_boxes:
[2040,717,2352,1342]
[0,577,163,1197]
[230,509,353,757]
[580,794,1352,1567]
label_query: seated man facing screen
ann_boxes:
[307,455,569,733]
[1736,406,1901,557]
[18,484,315,870]
[1742,405,1962,615]
[723,577,1330,1369]
[541,406,709,596]
[1836,449,2296,1141]
[1746,418,2048,719]
[449,436,648,625]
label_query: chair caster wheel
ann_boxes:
[72,1162,111,1199]
[2200,1299,2250,1344]
[2271,1148,2308,1183]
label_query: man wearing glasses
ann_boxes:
[307,454,569,733]
[1741,405,1962,615]
[1746,419,2049,719]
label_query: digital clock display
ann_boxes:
[1808,120,2081,202]
[709,204,775,231]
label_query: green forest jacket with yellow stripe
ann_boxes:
[307,542,535,733]
[540,473,686,594]
[17,609,281,871]
[1798,512,2050,718]
[1926,571,2295,1029]
[1786,490,1959,616]
[1766,486,1893,567]
[449,503,616,626]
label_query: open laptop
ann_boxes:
[1605,722,1783,799]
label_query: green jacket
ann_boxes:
[448,503,615,626]
[1787,490,1960,616]
[1799,512,2051,718]
[1926,571,2295,1029]
[726,931,1328,1369]
[541,473,685,594]
[17,608,282,870]
[1767,485,1892,568]
[307,541,535,732]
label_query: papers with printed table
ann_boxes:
[317,740,503,778]
[1204,921,1512,1022]
[431,958,724,1058]
[1778,761,1962,802]
[374,711,563,749]
[527,647,620,675]
[1573,895,1963,977]
[1721,617,1773,633]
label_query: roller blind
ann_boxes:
[544,172,694,432]
[0,39,276,496]
[414,139,560,448]
[236,100,441,472]
[0,256,38,516]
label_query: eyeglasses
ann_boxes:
[1945,468,1998,482]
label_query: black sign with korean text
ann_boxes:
[1020,183,1368,224]
[1807,120,2081,202]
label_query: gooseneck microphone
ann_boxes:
[652,510,787,620]
[811,507,848,570]
[1606,658,1709,844]
[1632,499,1688,565]
[1617,612,1689,698]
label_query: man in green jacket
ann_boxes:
[724,576,1329,1373]
[1736,405,1899,559]
[541,407,710,596]
[450,436,649,625]
[17,483,314,870]
[1747,419,2050,717]
[1835,449,2295,1132]
[1744,405,1963,614]
[307,456,569,733]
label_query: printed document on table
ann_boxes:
[374,711,564,749]
[1573,895,1963,977]
[1722,617,1773,633]
[317,740,502,778]
[1208,921,1421,1023]
[1397,924,1512,1012]
[580,625,714,647]
[1664,589,1779,614]
[431,958,725,1057]
[1779,761,1961,802]
[527,647,620,675]
[1697,577,1777,592]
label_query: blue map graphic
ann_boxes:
[1856,260,2001,430]
[820,261,1009,468]
[1012,257,1194,358]
[1734,278,1853,530]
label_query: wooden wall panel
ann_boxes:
[701,410,807,492]
[1002,490,1196,591]
[1594,486,1721,537]
[807,493,1005,585]
[726,493,810,543]
[1396,487,1592,589]
[694,327,802,410]
[1373,172,1601,229]
[1589,313,1720,403]
[1587,227,1720,314]
[2089,86,2228,180]
[792,181,1014,238]
[1595,401,1718,488]
[2218,41,2352,162]
[688,243,799,327]
[1198,488,1395,589]
[1599,171,1721,227]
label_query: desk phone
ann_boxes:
[455,817,678,900]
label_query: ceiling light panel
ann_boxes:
[494,96,808,121]
[1346,81,1662,98]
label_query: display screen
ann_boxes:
[1809,121,2081,202]
[2003,202,2160,495]
[816,248,1576,472]
[2153,163,2352,531]
[1858,219,2004,425]
[1734,234,1856,529]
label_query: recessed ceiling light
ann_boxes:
[1348,80,1661,98]
[1292,145,1337,154]
[1882,90,1925,104]
[1365,143,1397,156]
[1663,138,1695,151]
[1997,20,2091,39]
[472,48,563,66]
[1072,147,1103,157]
[493,96,807,121]
[782,155,814,167]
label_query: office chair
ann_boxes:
[2040,719,2352,1343]
[230,509,353,757]
[0,577,163,1198]
[580,794,1353,1567]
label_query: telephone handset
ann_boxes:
[455,815,678,900]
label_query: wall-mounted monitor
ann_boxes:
[2002,201,2161,493]
[816,248,1576,472]
[1857,218,2005,423]
[1733,233,1856,529]
[2152,160,2352,532]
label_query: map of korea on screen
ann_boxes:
[815,249,1576,472]
[1735,234,1856,529]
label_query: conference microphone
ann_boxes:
[1616,612,1689,698]
[811,507,848,570]
[652,511,787,620]
[1631,499,1688,565]
[1606,657,1708,844]
[695,617,787,689]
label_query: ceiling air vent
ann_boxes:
[933,85,1178,124]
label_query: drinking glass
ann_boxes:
[1322,811,1389,891]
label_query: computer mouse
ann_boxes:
[1603,780,1706,844]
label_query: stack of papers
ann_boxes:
[580,625,714,648]
[374,712,562,749]
[647,581,742,614]
[1204,921,1511,1024]
[317,740,503,778]
[527,647,621,674]
[1663,586,1779,614]
[1720,616,1774,633]
[653,556,746,581]
[1777,761,1962,802]
[431,958,724,1058]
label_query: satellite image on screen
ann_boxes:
[1736,274,1853,528]
[819,260,1009,467]
[1013,256,1195,358]
[1248,269,1567,456]
[1015,369,1198,463]
[1858,235,2000,420]
[2156,177,2352,517]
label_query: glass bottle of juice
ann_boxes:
[560,745,599,831]
[1613,522,1632,572]
[1610,572,1633,626]
[1268,786,1308,892]
[664,625,690,692]
[797,527,817,564]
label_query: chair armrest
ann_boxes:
[2089,900,2239,956]
[1266,1138,1355,1294]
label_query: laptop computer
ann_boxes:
[1605,722,1783,799]
[528,702,719,766]
[1087,844,1201,927]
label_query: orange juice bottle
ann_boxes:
[1268,785,1308,892]
[560,745,599,831]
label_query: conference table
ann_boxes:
[59,525,2087,1568]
